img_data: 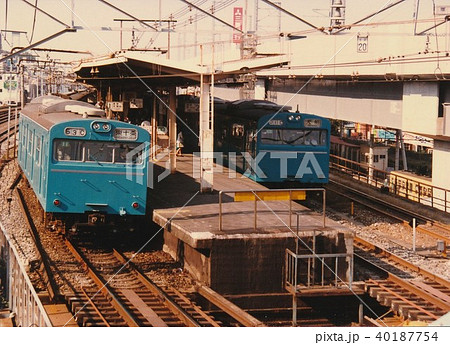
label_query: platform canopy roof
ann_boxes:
[72,50,289,87]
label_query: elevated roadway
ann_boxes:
[214,9,450,192]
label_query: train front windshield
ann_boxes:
[260,129,327,146]
[54,139,144,164]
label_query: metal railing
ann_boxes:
[218,188,326,231]
[0,107,19,160]
[285,249,353,291]
[330,154,388,189]
[0,222,52,327]
[330,154,450,213]
[284,212,353,326]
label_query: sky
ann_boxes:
[0,0,449,63]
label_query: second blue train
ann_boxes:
[177,97,330,185]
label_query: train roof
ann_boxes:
[22,96,106,130]
[222,99,293,120]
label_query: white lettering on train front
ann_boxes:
[296,152,325,179]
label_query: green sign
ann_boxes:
[3,80,18,90]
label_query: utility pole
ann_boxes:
[330,0,346,30]
[254,0,259,33]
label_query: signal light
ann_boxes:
[132,202,139,209]
[53,199,61,206]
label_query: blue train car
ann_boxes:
[17,96,150,230]
[216,100,330,184]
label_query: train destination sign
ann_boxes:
[114,128,138,141]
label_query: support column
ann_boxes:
[151,95,157,158]
[254,78,266,100]
[20,65,25,106]
[200,75,213,192]
[395,130,400,170]
[399,129,408,171]
[168,86,177,174]
[368,125,374,182]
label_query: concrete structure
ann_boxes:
[150,156,354,294]
[210,6,450,193]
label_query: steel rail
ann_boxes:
[197,284,265,327]
[15,187,60,302]
[354,236,450,289]
[80,287,111,327]
[328,180,450,246]
[64,239,140,327]
[356,249,450,311]
[112,249,202,327]
[387,274,450,312]
[328,179,429,223]
[168,287,221,327]
[368,279,440,320]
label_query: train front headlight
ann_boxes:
[53,199,61,207]
[132,202,139,209]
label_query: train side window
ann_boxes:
[22,125,27,145]
[35,137,41,165]
[28,129,33,154]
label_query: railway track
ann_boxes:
[16,185,61,302]
[354,236,450,324]
[13,176,226,327]
[0,107,19,154]
[327,179,450,251]
[64,237,219,327]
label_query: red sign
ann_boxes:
[233,7,243,43]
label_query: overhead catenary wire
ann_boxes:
[29,0,39,43]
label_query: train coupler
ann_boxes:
[88,213,106,225]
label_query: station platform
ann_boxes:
[149,155,354,294]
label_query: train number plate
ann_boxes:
[269,120,283,126]
[114,128,138,141]
[64,127,86,137]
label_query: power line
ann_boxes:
[29,0,39,43]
